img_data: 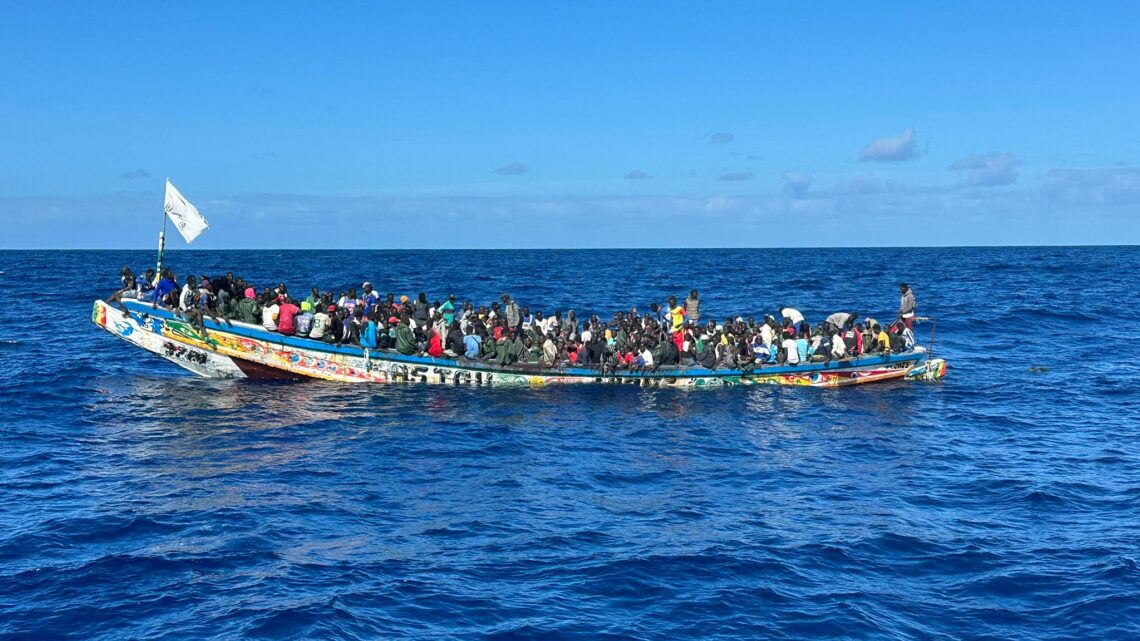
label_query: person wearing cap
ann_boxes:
[232,288,258,324]
[361,282,378,315]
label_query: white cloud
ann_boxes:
[859,128,919,162]
[1041,167,1140,205]
[948,153,1021,187]
[782,172,813,198]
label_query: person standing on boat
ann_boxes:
[779,306,805,327]
[825,311,857,334]
[898,283,916,329]
[685,290,701,325]
[440,294,456,325]
[502,293,521,331]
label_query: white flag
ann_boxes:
[163,180,209,243]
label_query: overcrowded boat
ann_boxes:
[91,180,948,387]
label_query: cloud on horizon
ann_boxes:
[948,152,1021,187]
[859,128,919,163]
[5,165,1139,249]
[120,169,150,180]
[492,162,530,175]
[624,170,653,180]
[782,172,813,198]
[1041,167,1140,205]
[718,171,754,182]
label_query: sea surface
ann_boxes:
[1,247,1139,641]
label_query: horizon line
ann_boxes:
[1,243,1137,251]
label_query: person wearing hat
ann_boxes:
[361,282,377,314]
[235,287,260,324]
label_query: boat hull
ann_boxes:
[94,299,946,387]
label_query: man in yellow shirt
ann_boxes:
[667,295,686,331]
[873,325,890,353]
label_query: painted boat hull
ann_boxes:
[93,299,947,387]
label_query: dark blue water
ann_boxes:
[2,247,1139,640]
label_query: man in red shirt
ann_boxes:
[276,297,301,335]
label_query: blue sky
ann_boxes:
[2,1,1138,248]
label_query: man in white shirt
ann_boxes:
[780,307,805,326]
[782,335,800,365]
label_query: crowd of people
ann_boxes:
[111,266,920,372]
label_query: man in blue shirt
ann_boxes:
[151,269,178,307]
[463,330,483,360]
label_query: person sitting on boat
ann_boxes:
[795,330,811,364]
[276,297,301,336]
[425,327,444,358]
[392,318,417,356]
[657,334,680,366]
[149,269,178,308]
[260,292,279,332]
[830,329,848,361]
[541,333,558,367]
[356,310,378,348]
[492,329,517,365]
[309,305,331,341]
[865,324,889,353]
[779,332,800,365]
[234,288,259,324]
[462,326,483,360]
[177,275,198,313]
[888,320,915,352]
[443,321,464,357]
[295,301,314,338]
[843,323,864,355]
[107,267,139,317]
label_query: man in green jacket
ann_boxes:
[394,319,418,355]
[236,288,260,324]
[495,332,518,366]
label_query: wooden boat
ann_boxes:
[92,299,947,387]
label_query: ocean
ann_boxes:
[1,247,1138,640]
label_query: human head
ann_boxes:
[900,283,909,293]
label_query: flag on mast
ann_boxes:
[163,179,209,243]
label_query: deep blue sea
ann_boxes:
[2,247,1139,640]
